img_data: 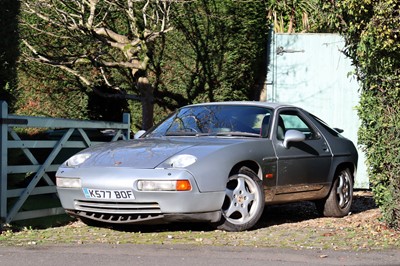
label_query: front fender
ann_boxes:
[186,139,275,192]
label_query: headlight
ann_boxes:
[137,180,192,191]
[160,154,197,168]
[64,153,91,167]
[56,177,81,188]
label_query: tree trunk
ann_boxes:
[138,77,154,130]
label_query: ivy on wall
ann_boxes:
[327,0,400,229]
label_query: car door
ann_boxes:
[272,108,332,194]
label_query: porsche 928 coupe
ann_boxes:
[56,102,358,231]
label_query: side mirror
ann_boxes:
[134,130,146,139]
[283,130,305,148]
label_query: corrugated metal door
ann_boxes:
[266,33,368,189]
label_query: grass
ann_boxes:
[1,191,399,250]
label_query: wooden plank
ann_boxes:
[8,140,104,148]
[7,114,130,129]
[7,186,58,198]
[12,207,66,221]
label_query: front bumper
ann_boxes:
[65,209,222,224]
[56,167,225,224]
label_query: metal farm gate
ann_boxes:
[1,101,131,224]
[266,32,368,189]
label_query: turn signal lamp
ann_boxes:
[176,180,192,191]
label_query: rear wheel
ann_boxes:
[216,167,264,232]
[316,168,353,217]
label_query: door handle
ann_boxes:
[322,143,330,152]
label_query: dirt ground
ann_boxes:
[1,190,399,250]
[258,190,379,228]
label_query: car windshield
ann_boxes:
[146,105,273,138]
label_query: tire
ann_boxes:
[316,168,353,217]
[216,167,265,232]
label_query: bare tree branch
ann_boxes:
[21,0,189,129]
[22,39,92,86]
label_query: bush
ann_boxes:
[329,0,400,229]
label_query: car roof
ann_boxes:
[185,101,297,111]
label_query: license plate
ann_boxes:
[82,188,135,200]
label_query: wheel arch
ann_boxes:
[229,160,262,180]
[334,162,356,182]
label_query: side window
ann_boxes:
[276,111,317,140]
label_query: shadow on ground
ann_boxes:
[3,191,376,233]
[257,190,376,228]
[108,190,377,233]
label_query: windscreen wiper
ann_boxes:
[214,131,260,138]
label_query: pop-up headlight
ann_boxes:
[64,153,91,167]
[159,154,197,168]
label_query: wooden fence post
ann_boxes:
[123,113,131,140]
[0,101,8,222]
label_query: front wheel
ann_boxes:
[316,168,353,217]
[216,167,265,232]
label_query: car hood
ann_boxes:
[70,137,247,169]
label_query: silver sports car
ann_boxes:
[56,102,358,231]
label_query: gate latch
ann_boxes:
[276,46,305,55]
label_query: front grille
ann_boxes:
[70,200,164,223]
[67,210,164,223]
[74,200,162,214]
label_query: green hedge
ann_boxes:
[330,0,400,229]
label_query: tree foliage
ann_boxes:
[324,0,400,229]
[19,0,184,129]
[266,0,347,33]
[151,0,268,116]
[267,0,319,33]
[0,0,19,107]
[16,63,90,119]
[17,0,268,130]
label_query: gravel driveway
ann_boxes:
[1,243,400,266]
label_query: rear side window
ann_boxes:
[310,114,343,138]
